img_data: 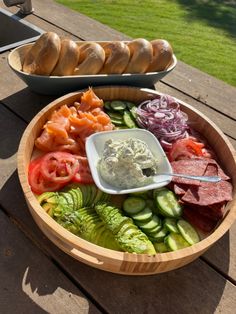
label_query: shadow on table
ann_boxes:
[177,0,236,40]
[1,87,56,123]
[0,171,232,314]
[0,172,96,314]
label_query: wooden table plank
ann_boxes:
[0,209,101,314]
[1,172,236,314]
[1,2,236,312]
[162,60,236,119]
[156,81,236,146]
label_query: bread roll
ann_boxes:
[74,42,105,75]
[23,32,61,75]
[123,38,153,74]
[99,41,130,74]
[51,39,79,76]
[146,39,173,72]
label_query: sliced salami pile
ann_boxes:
[170,158,233,233]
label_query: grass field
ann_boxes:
[56,0,236,86]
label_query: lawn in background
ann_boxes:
[56,0,236,86]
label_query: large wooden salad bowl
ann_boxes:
[17,86,236,275]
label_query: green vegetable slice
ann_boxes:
[123,110,137,128]
[131,207,153,222]
[165,233,190,251]
[153,242,169,253]
[123,197,146,215]
[136,214,161,231]
[177,219,200,245]
[164,218,179,234]
[155,188,182,218]
[104,101,112,110]
[149,226,168,243]
[110,100,127,111]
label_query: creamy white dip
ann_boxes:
[98,138,158,189]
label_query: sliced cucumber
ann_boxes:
[153,242,169,253]
[136,214,160,232]
[110,100,127,111]
[130,106,137,119]
[123,111,137,128]
[155,188,182,218]
[164,218,179,234]
[149,226,168,243]
[165,233,190,251]
[107,111,124,120]
[110,118,125,126]
[104,101,112,110]
[177,219,200,245]
[123,197,146,215]
[145,224,162,236]
[131,207,153,222]
[125,101,136,109]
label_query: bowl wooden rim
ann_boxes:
[17,86,236,275]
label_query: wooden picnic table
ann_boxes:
[0,1,236,313]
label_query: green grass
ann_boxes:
[55,0,236,86]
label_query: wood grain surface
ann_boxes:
[0,0,236,312]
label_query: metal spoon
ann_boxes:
[156,172,222,183]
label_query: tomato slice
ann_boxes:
[168,138,204,161]
[72,156,94,184]
[40,152,80,184]
[28,159,63,195]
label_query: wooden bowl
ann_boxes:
[17,86,236,275]
[7,41,177,95]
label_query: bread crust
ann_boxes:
[74,42,105,75]
[99,42,130,74]
[23,32,61,75]
[146,39,173,72]
[124,38,153,74]
[52,39,79,76]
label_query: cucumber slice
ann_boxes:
[110,118,125,126]
[130,106,137,119]
[104,101,112,110]
[123,197,146,215]
[149,226,168,243]
[145,224,162,236]
[164,218,179,234]
[136,214,160,232]
[107,111,124,120]
[123,111,137,128]
[165,233,190,251]
[177,219,200,245]
[131,207,153,222]
[153,242,169,253]
[110,100,127,111]
[155,188,182,218]
[125,101,136,109]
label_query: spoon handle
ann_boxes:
[159,173,221,183]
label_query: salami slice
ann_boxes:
[173,183,189,195]
[171,159,208,185]
[183,207,218,233]
[182,180,233,206]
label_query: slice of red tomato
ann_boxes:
[40,152,80,184]
[72,156,94,184]
[28,159,63,195]
[168,138,204,161]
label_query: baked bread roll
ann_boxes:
[99,41,130,74]
[74,42,105,75]
[23,32,61,75]
[124,38,153,74]
[146,39,173,72]
[51,39,79,76]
